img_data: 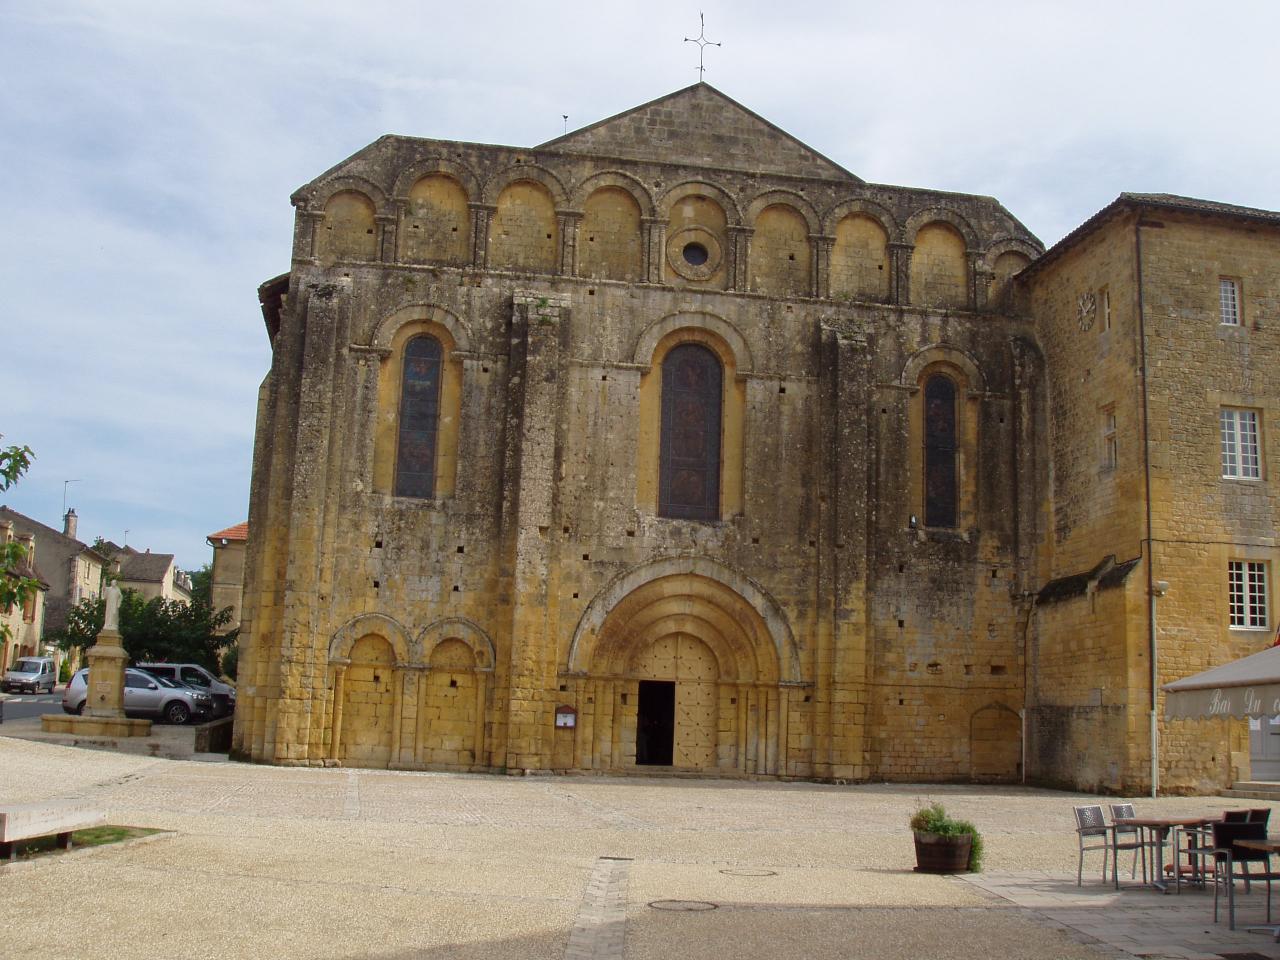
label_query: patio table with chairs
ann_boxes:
[1074,803,1280,941]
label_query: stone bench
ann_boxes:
[0,801,106,861]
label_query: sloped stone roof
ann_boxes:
[118,550,175,584]
[538,82,859,182]
[1024,192,1280,278]
[0,505,105,562]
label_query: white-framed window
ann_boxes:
[1220,407,1261,479]
[1220,277,1241,326]
[1229,560,1268,628]
[1101,405,1117,469]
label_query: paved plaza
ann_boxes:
[2,733,1280,960]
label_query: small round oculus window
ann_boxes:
[682,242,710,266]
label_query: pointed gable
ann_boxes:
[539,83,860,183]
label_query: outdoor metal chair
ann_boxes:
[1074,805,1111,886]
[1211,820,1279,930]
[1108,803,1147,884]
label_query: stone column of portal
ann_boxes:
[472,671,488,769]
[300,210,325,260]
[812,235,834,300]
[501,293,569,772]
[965,250,983,311]
[727,226,752,292]
[888,242,913,305]
[558,211,583,277]
[641,218,664,283]
[328,661,348,762]
[375,213,397,263]
[469,203,495,269]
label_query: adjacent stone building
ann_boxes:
[98,542,193,604]
[206,521,247,632]
[0,517,47,670]
[234,84,1278,793]
[0,506,103,673]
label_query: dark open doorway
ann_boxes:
[636,680,675,765]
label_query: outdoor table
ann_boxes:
[1234,837,1280,939]
[1113,816,1215,892]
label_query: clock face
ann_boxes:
[1077,291,1097,331]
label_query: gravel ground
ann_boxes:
[0,736,1258,960]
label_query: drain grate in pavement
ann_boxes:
[718,868,777,877]
[649,900,718,912]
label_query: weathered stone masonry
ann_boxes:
[234,84,1279,793]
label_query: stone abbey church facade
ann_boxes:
[234,84,1280,794]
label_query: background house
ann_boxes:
[206,521,247,633]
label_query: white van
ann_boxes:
[2,656,57,694]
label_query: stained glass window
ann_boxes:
[924,374,957,528]
[659,343,722,520]
[395,335,443,498]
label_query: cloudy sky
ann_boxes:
[4,1,1278,571]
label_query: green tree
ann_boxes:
[51,589,238,673]
[186,563,212,606]
[0,440,38,648]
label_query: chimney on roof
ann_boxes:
[17,532,34,567]
[63,508,78,539]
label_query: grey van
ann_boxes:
[2,656,56,694]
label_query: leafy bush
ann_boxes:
[221,643,238,681]
[909,801,984,872]
[58,658,71,683]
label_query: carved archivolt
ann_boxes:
[329,613,412,665]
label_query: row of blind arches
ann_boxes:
[315,175,1033,307]
[394,334,961,527]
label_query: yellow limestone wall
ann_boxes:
[1027,207,1280,793]
[580,187,643,281]
[235,103,1058,790]
[750,204,811,297]
[341,635,396,767]
[666,195,728,289]
[830,214,889,302]
[318,192,377,264]
[488,181,558,272]
[910,223,968,309]
[401,174,470,265]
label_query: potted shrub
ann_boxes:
[910,801,983,873]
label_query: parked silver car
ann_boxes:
[61,668,213,724]
[133,662,235,718]
[2,656,57,694]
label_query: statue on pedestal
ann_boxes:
[103,583,122,633]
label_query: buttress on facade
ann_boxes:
[233,84,1280,794]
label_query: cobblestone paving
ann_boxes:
[1,736,1277,959]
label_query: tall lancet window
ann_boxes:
[923,374,958,528]
[659,343,723,521]
[395,335,443,498]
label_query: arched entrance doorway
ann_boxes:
[970,703,1021,781]
[567,559,802,775]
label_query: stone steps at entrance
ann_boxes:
[1222,781,1280,801]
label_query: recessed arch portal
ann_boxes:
[567,559,802,775]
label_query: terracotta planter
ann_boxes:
[913,830,973,873]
